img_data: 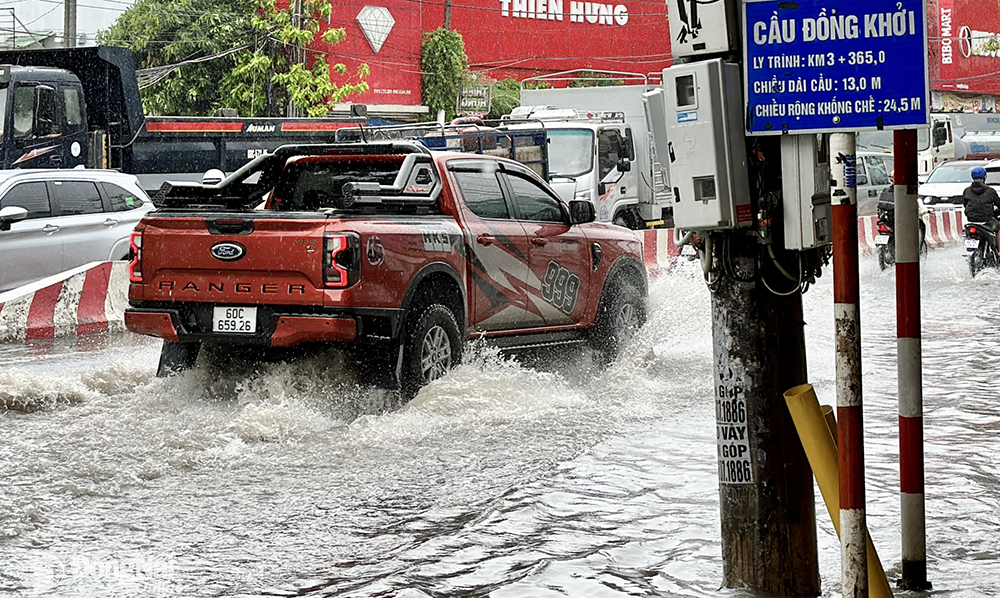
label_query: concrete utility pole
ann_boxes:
[63,0,77,48]
[652,0,821,593]
[711,228,820,595]
[703,1,820,593]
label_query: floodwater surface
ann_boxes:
[1,248,997,597]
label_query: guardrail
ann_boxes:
[639,207,965,274]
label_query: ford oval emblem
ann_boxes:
[210,242,246,261]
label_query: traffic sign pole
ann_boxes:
[831,131,869,598]
[894,130,931,591]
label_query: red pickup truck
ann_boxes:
[125,142,647,397]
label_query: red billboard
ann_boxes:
[319,0,673,105]
[929,0,1000,96]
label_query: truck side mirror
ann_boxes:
[569,199,596,224]
[617,157,631,173]
[0,205,29,231]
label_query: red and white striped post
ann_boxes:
[830,132,869,598]
[894,129,931,590]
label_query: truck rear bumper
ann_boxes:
[125,307,358,346]
[125,311,180,342]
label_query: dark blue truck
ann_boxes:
[0,47,386,194]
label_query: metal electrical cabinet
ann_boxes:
[657,59,752,230]
[781,134,832,250]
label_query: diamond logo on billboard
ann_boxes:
[356,6,395,54]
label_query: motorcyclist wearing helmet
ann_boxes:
[962,166,1000,248]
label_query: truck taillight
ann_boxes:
[128,230,142,282]
[324,232,360,288]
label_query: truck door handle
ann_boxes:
[531,237,548,246]
[42,224,59,233]
[103,218,120,227]
[477,235,495,246]
[50,155,62,164]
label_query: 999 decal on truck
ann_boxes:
[125,142,648,398]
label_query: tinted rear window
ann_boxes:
[453,170,509,219]
[53,181,104,216]
[1,182,50,219]
[102,182,143,212]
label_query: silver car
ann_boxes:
[0,169,153,292]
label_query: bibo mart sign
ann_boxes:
[743,0,930,135]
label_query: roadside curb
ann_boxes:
[857,207,963,254]
[0,262,129,344]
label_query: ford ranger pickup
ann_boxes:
[125,142,647,397]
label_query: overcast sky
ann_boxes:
[2,0,135,45]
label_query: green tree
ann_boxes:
[421,28,467,121]
[486,78,519,120]
[98,0,368,117]
[567,71,625,87]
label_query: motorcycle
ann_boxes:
[875,201,927,271]
[964,222,1000,277]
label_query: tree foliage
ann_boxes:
[98,0,368,117]
[421,28,467,121]
[486,78,519,120]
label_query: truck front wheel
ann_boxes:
[156,340,201,377]
[400,304,463,400]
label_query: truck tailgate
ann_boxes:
[137,215,329,305]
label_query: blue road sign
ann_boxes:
[743,0,929,135]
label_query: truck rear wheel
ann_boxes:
[400,304,463,400]
[590,279,645,363]
[156,340,201,377]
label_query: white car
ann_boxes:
[856,151,895,216]
[0,169,154,292]
[918,159,1000,208]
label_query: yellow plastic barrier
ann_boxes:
[784,383,894,598]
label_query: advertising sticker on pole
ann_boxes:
[743,0,930,135]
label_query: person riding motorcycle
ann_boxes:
[962,166,1000,249]
[877,170,927,237]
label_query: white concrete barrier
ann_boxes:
[0,262,129,343]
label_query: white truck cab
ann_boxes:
[501,106,665,229]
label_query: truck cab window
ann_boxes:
[35,86,58,137]
[1,182,50,219]
[598,129,622,180]
[855,159,868,186]
[864,156,890,187]
[53,181,104,216]
[63,87,84,132]
[547,129,594,178]
[12,86,34,139]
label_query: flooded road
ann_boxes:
[1,248,997,597]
